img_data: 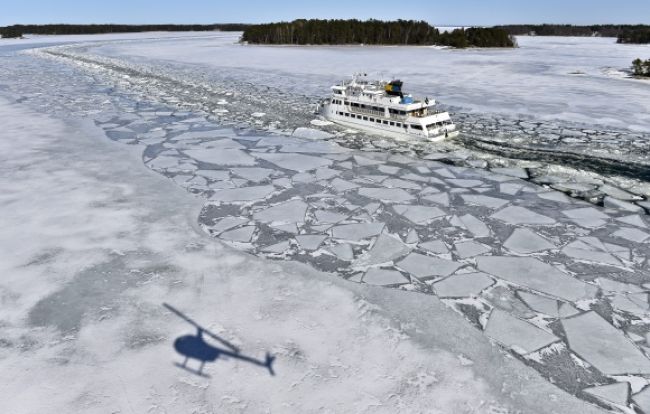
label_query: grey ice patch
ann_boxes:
[362,268,409,286]
[255,152,333,172]
[583,383,629,407]
[503,228,555,254]
[476,256,596,302]
[353,233,411,267]
[491,206,556,225]
[357,187,415,203]
[396,253,462,279]
[330,223,384,241]
[392,204,446,224]
[563,311,650,375]
[210,185,276,202]
[484,309,559,355]
[433,272,494,298]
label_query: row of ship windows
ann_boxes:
[331,99,411,116]
[336,111,424,130]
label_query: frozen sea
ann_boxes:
[0,32,650,413]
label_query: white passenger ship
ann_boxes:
[322,74,459,142]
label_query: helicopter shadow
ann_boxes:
[163,303,275,378]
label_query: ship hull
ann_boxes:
[323,104,458,142]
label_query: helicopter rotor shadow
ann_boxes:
[163,303,276,377]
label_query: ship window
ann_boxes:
[390,121,395,126]
[369,117,374,122]
[334,90,342,95]
[403,124,408,129]
[376,119,381,123]
[400,111,406,115]
[396,122,401,127]
[352,103,359,107]
[363,116,368,121]
[412,124,423,130]
[382,120,388,124]
[345,113,350,117]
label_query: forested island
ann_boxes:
[498,24,650,44]
[241,19,515,48]
[0,23,248,38]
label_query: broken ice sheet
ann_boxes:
[353,233,411,267]
[503,228,555,254]
[210,185,276,203]
[454,241,491,259]
[562,207,610,228]
[254,152,332,172]
[327,243,354,261]
[396,253,462,279]
[453,214,491,238]
[433,272,494,298]
[583,382,629,407]
[362,268,409,286]
[392,204,446,224]
[460,194,510,210]
[295,234,327,250]
[419,239,449,255]
[253,199,308,225]
[563,311,650,375]
[313,209,348,225]
[518,291,559,316]
[484,309,559,355]
[184,147,257,166]
[491,206,556,225]
[476,256,596,302]
[561,238,622,267]
[220,225,256,243]
[612,227,650,243]
[261,240,291,254]
[357,187,415,203]
[330,223,384,241]
[230,167,276,182]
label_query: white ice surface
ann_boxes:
[0,99,604,414]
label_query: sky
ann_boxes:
[2,0,650,27]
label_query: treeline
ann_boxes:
[498,24,650,40]
[1,26,23,38]
[632,59,650,77]
[242,19,515,48]
[0,24,248,37]
[618,28,650,44]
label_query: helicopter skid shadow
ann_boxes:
[174,362,211,378]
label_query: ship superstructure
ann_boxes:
[322,74,458,142]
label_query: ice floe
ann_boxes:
[563,311,650,375]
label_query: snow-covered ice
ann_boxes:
[3,32,650,413]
